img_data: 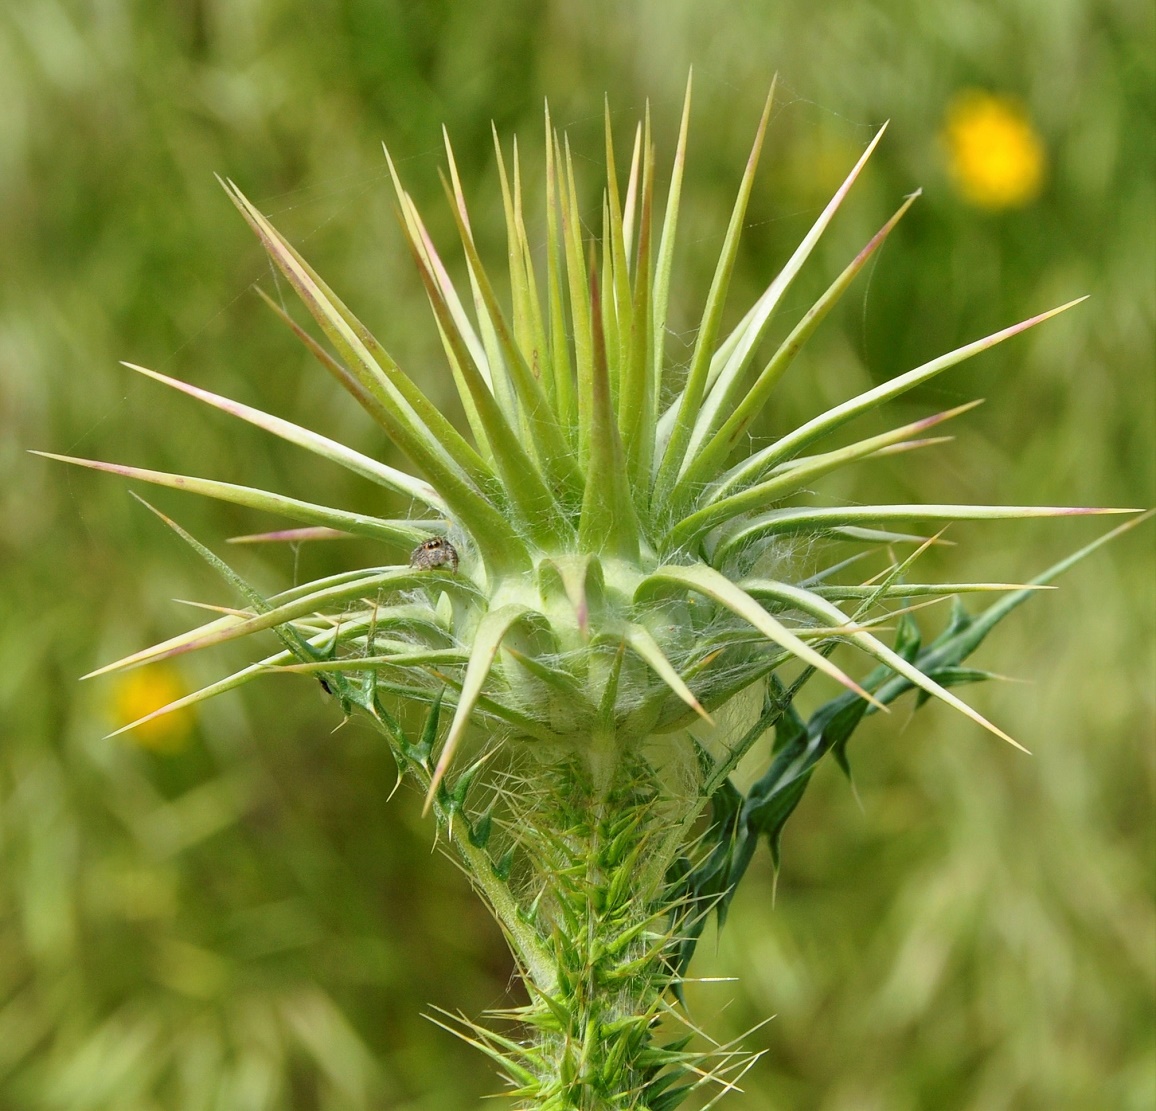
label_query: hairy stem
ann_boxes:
[458,745,705,1109]
[450,811,559,994]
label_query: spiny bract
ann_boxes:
[43,81,1118,807]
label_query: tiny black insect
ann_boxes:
[409,535,459,573]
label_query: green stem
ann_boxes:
[449,811,558,995]
[380,709,559,995]
[504,750,694,1108]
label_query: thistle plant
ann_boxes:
[39,81,1141,1108]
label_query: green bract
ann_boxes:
[41,80,1140,1107]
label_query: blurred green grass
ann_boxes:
[1,1,1151,1107]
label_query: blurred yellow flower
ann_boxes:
[111,665,194,751]
[943,91,1046,209]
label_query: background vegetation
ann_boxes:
[1,1,1152,1107]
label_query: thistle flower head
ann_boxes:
[42,78,1124,808]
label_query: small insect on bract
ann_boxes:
[409,536,459,573]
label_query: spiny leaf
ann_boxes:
[833,525,948,545]
[544,102,576,431]
[227,526,354,544]
[106,613,429,739]
[439,133,521,425]
[107,653,283,738]
[603,99,635,395]
[684,186,920,491]
[439,139,583,501]
[493,128,555,421]
[560,135,595,463]
[717,503,1135,557]
[256,283,440,458]
[130,563,441,669]
[377,167,498,460]
[222,179,528,570]
[129,498,366,706]
[579,255,642,559]
[636,563,884,708]
[742,577,1027,750]
[671,400,979,547]
[654,81,776,507]
[623,129,656,491]
[538,553,599,639]
[623,624,713,724]
[621,114,644,261]
[122,362,445,512]
[273,648,467,673]
[742,514,1154,880]
[228,180,493,485]
[502,646,586,701]
[86,567,408,679]
[716,297,1089,496]
[814,582,1053,599]
[651,71,693,411]
[32,452,428,548]
[677,124,895,492]
[426,604,532,809]
[875,510,1154,700]
[391,175,572,548]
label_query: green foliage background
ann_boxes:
[1,1,1152,1107]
